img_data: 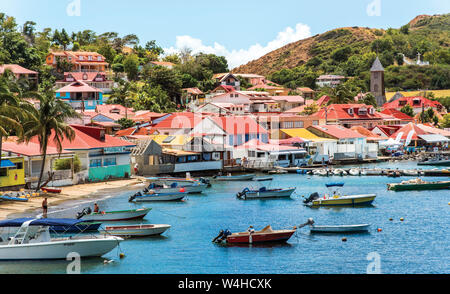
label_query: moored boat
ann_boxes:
[214,174,255,181]
[50,222,102,233]
[254,177,273,182]
[0,218,122,260]
[129,191,187,202]
[418,158,450,166]
[303,183,376,207]
[388,178,450,191]
[102,224,171,237]
[145,182,207,194]
[213,225,296,244]
[41,187,62,194]
[0,195,28,202]
[310,224,370,233]
[76,207,151,221]
[236,187,296,199]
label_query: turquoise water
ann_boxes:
[0,161,449,274]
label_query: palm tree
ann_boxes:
[108,79,134,119]
[22,87,80,191]
[327,84,354,105]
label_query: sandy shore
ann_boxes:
[0,178,144,219]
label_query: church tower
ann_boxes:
[370,57,386,107]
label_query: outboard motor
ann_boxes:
[76,207,92,219]
[303,192,320,204]
[128,191,142,202]
[213,229,232,243]
[236,188,250,200]
[298,218,315,229]
[199,177,211,187]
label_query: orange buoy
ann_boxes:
[179,188,186,193]
[342,237,347,242]
[377,228,382,232]
[400,218,404,222]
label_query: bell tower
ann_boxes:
[370,56,386,107]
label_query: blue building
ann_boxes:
[56,81,103,111]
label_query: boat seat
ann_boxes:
[260,225,273,232]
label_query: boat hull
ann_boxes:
[310,224,370,233]
[80,208,151,221]
[418,160,450,166]
[311,195,376,206]
[215,174,255,181]
[0,236,122,260]
[103,224,171,237]
[226,230,296,244]
[41,187,62,194]
[243,188,295,199]
[134,193,186,202]
[149,184,207,194]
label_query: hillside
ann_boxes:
[233,14,450,77]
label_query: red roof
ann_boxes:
[115,125,157,137]
[350,126,383,141]
[383,96,443,110]
[153,112,204,130]
[0,64,38,75]
[309,125,366,139]
[370,125,402,137]
[316,95,331,106]
[212,85,235,93]
[131,111,167,123]
[315,104,382,120]
[381,108,414,121]
[212,116,268,135]
[2,139,73,157]
[390,123,429,141]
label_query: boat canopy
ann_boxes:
[326,183,345,188]
[0,218,84,227]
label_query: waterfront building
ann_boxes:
[390,123,450,150]
[0,157,26,191]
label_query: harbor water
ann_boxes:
[0,161,449,274]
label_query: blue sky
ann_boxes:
[2,0,449,67]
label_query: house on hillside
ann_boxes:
[313,104,384,129]
[316,75,346,88]
[383,96,445,115]
[56,81,103,111]
[149,61,176,69]
[213,73,241,91]
[55,72,113,94]
[46,51,109,72]
[296,87,315,99]
[0,64,38,88]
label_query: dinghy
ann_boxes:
[349,168,361,176]
[388,179,450,191]
[310,224,370,233]
[236,187,296,200]
[214,174,255,181]
[0,218,122,260]
[102,224,171,238]
[254,177,273,182]
[145,182,207,194]
[129,191,187,202]
[0,195,28,202]
[76,207,151,221]
[41,187,62,194]
[213,225,297,244]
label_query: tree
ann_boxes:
[400,104,414,117]
[22,87,80,191]
[132,84,175,112]
[360,93,377,107]
[118,118,135,130]
[123,54,140,80]
[440,114,450,128]
[300,103,319,115]
[327,84,354,104]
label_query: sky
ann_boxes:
[2,0,449,68]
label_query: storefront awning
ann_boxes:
[418,134,450,143]
[0,159,16,168]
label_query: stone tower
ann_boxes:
[370,57,386,107]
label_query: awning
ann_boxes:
[418,134,450,143]
[0,159,16,168]
[0,218,83,227]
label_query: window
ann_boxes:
[294,121,304,128]
[313,120,319,126]
[0,168,7,177]
[88,56,93,61]
[283,122,294,129]
[79,56,84,61]
[348,108,354,115]
[104,158,116,166]
[97,56,102,61]
[90,159,102,168]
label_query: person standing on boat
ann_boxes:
[42,198,48,218]
[94,203,100,213]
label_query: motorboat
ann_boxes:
[236,187,296,200]
[76,207,151,221]
[332,169,347,176]
[213,225,297,244]
[145,182,207,194]
[101,224,171,238]
[402,169,419,176]
[129,191,187,202]
[364,169,384,176]
[303,183,376,207]
[388,178,450,191]
[418,157,450,167]
[254,177,274,182]
[314,169,329,176]
[0,194,28,202]
[348,168,361,176]
[213,174,255,181]
[146,174,211,187]
[0,218,122,260]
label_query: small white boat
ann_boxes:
[77,207,151,221]
[254,177,274,182]
[102,224,171,237]
[314,169,329,176]
[365,169,383,176]
[303,183,376,206]
[237,187,296,199]
[310,224,370,233]
[332,169,347,176]
[402,169,419,176]
[349,168,361,176]
[0,218,122,260]
[129,191,187,202]
[146,182,207,194]
[214,174,255,181]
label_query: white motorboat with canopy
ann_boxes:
[0,218,123,260]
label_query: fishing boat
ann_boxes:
[402,169,419,176]
[102,224,171,237]
[388,178,450,191]
[0,218,122,260]
[41,187,62,194]
[236,187,296,200]
[254,176,273,182]
[50,222,102,233]
[303,183,376,206]
[76,207,151,221]
[214,174,255,181]
[146,175,211,187]
[212,225,297,244]
[145,182,207,194]
[310,224,370,233]
[423,169,450,177]
[129,191,187,202]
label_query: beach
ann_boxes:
[0,178,143,219]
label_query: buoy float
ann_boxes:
[119,253,125,259]
[342,237,347,242]
[377,228,382,232]
[179,188,186,193]
[389,218,393,221]
[400,218,404,222]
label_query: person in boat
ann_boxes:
[248,226,255,234]
[42,198,48,218]
[94,203,100,213]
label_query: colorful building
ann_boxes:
[46,51,109,72]
[56,81,103,111]
[0,157,26,191]
[55,72,113,94]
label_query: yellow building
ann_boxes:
[0,157,26,191]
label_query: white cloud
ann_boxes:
[164,23,312,69]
